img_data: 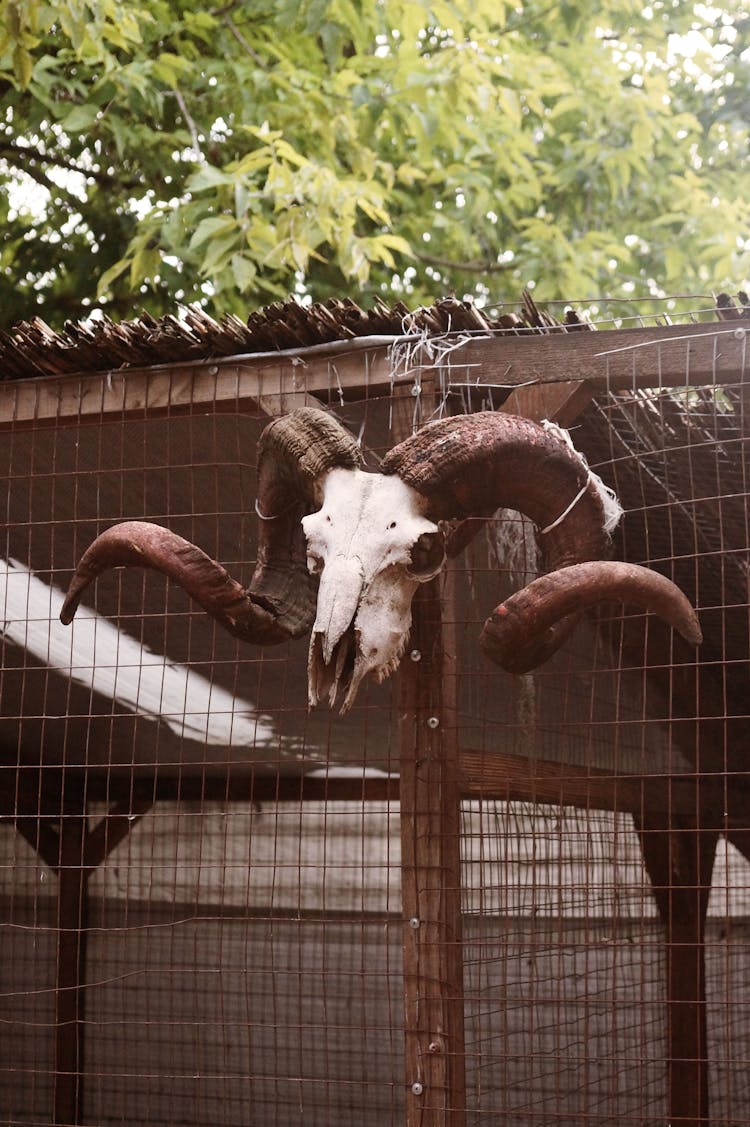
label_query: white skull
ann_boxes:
[301,466,445,711]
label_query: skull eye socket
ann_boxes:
[405,530,446,581]
[307,552,324,576]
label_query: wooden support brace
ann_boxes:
[500,378,593,427]
[82,798,153,876]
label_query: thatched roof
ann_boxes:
[0,292,599,380]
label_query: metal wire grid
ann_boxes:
[0,324,748,1126]
[0,808,405,1127]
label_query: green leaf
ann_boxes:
[130,244,161,285]
[151,51,191,88]
[376,234,413,256]
[187,165,237,192]
[199,230,240,275]
[230,253,257,292]
[356,195,390,224]
[188,216,237,251]
[96,256,130,296]
[12,42,32,86]
[60,102,99,133]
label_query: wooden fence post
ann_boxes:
[636,812,718,1127]
[399,576,466,1126]
[54,803,88,1126]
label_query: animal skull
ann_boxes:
[302,467,445,710]
[60,407,701,712]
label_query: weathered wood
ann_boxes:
[452,320,750,392]
[255,388,322,417]
[399,578,466,1127]
[54,808,88,1127]
[0,769,401,811]
[8,754,741,825]
[0,358,318,430]
[0,349,401,430]
[458,747,736,824]
[393,363,467,1125]
[500,378,593,426]
[636,815,718,1127]
[1,319,748,429]
[13,814,62,871]
[82,798,153,875]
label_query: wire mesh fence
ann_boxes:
[0,305,748,1125]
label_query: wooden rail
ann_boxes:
[0,319,748,429]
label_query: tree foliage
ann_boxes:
[1,0,749,327]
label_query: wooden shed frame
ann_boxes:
[1,313,749,1127]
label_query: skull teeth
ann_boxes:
[308,626,359,712]
[329,629,356,707]
[307,619,410,712]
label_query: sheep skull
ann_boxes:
[59,408,701,718]
[302,467,445,711]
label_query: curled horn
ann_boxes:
[481,561,702,673]
[60,408,363,643]
[381,412,701,670]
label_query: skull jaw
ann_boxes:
[308,626,359,713]
[307,624,409,713]
[307,567,420,712]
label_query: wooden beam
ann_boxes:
[82,798,153,874]
[13,815,62,872]
[500,379,593,426]
[8,755,743,825]
[54,808,88,1126]
[452,320,750,393]
[460,746,649,812]
[399,579,466,1127]
[1,319,747,429]
[68,772,401,806]
[458,747,737,825]
[0,351,391,430]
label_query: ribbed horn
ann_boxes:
[59,520,290,643]
[60,408,363,643]
[381,412,608,560]
[481,561,702,673]
[382,411,698,670]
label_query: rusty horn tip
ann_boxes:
[60,522,159,625]
[60,589,82,625]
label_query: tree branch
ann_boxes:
[0,137,122,188]
[497,3,560,37]
[170,89,203,156]
[222,15,268,68]
[0,141,83,203]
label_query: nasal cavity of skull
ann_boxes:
[406,530,446,580]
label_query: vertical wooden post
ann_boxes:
[636,812,718,1127]
[13,772,151,1125]
[54,805,89,1126]
[399,576,466,1126]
